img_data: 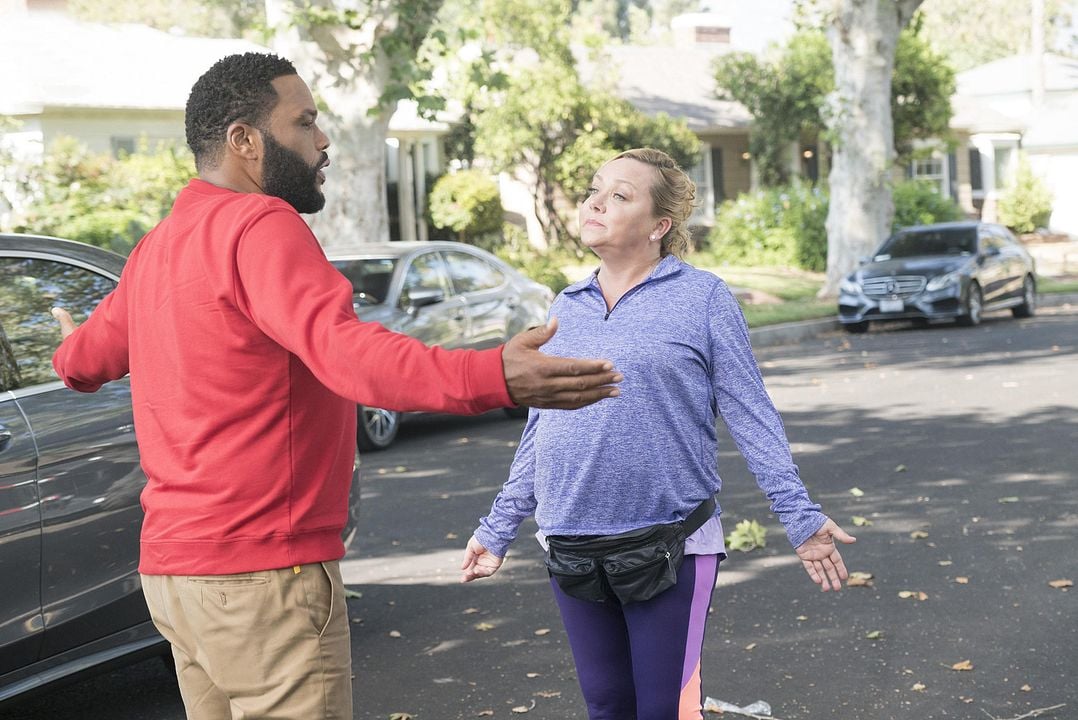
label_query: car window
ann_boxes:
[443,251,505,294]
[876,228,976,259]
[400,252,451,306]
[0,257,116,389]
[333,258,397,305]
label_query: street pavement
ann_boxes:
[3,307,1075,720]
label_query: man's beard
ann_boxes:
[261,132,327,214]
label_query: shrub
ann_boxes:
[704,182,828,271]
[891,179,963,231]
[997,156,1053,233]
[428,169,504,244]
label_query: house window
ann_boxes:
[687,146,714,226]
[110,137,136,157]
[910,154,946,195]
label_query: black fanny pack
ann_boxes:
[544,497,716,605]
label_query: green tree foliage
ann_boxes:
[918,0,1073,72]
[439,0,698,248]
[15,137,195,254]
[713,26,955,186]
[997,156,1054,233]
[890,179,963,230]
[713,32,833,186]
[428,169,504,243]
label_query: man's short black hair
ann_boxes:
[185,52,298,169]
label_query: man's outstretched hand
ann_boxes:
[795,518,857,592]
[51,307,78,339]
[502,318,622,410]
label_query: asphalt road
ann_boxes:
[3,308,1076,720]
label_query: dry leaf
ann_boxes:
[909,531,929,540]
[533,628,551,636]
[848,571,874,587]
[463,608,480,614]
[894,464,907,472]
[534,691,561,698]
[474,622,495,631]
[445,532,459,540]
[851,516,872,526]
[865,630,883,640]
[849,487,865,497]
[955,577,969,584]
[950,660,974,671]
[389,714,413,720]
[477,711,494,717]
[526,672,540,678]
[1021,684,1032,692]
[796,615,808,621]
[911,682,926,691]
[744,643,757,651]
[938,560,953,566]
[511,706,529,714]
[898,591,928,601]
[1048,579,1073,589]
[959,696,974,704]
[389,630,402,638]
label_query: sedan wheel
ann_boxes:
[357,406,400,451]
[957,283,983,327]
[1012,275,1036,318]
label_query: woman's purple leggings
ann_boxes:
[550,553,721,720]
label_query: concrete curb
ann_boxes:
[747,292,1078,349]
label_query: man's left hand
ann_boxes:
[795,518,856,592]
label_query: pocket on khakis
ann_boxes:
[299,563,334,637]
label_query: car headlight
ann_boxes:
[926,271,960,292]
[839,278,861,295]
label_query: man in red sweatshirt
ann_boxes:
[51,52,621,720]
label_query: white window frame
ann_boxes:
[687,145,714,226]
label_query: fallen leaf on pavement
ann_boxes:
[476,711,494,717]
[911,682,926,691]
[950,660,974,671]
[1048,579,1073,589]
[898,591,929,601]
[1021,684,1032,692]
[998,496,1020,504]
[389,714,413,720]
[526,673,540,678]
[852,516,872,527]
[955,577,969,584]
[511,700,536,713]
[446,532,459,540]
[533,628,551,636]
[865,630,883,640]
[744,643,757,651]
[534,691,561,698]
[389,630,402,638]
[910,531,929,540]
[894,464,907,472]
[849,487,865,497]
[463,608,480,614]
[847,571,874,587]
[474,622,495,631]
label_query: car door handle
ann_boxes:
[0,425,12,453]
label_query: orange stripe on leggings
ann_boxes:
[678,658,702,720]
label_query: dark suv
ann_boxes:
[0,234,361,705]
[837,221,1037,333]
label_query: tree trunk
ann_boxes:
[820,0,924,296]
[265,0,397,251]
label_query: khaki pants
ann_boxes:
[141,562,352,720]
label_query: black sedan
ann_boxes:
[838,221,1037,333]
[330,241,554,450]
[0,233,361,707]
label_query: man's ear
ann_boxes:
[225,122,262,161]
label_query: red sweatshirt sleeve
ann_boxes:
[232,211,512,414]
[52,269,132,392]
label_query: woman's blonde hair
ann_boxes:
[613,147,697,258]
